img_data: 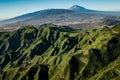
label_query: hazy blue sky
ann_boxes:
[0,0,120,20]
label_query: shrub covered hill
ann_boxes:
[0,23,120,80]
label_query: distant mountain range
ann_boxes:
[0,5,120,29]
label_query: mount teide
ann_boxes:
[0,5,120,29]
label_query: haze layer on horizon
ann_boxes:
[0,0,120,20]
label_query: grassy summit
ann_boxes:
[0,24,120,80]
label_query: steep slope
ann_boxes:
[0,24,120,80]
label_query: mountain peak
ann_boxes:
[69,5,86,11]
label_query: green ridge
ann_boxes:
[0,24,120,80]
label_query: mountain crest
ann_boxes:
[69,5,86,11]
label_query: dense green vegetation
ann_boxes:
[0,24,120,80]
